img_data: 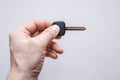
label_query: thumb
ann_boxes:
[35,25,60,45]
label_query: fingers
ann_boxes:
[35,25,60,46]
[46,51,58,59]
[17,20,60,46]
[55,36,62,39]
[19,20,52,35]
[52,42,63,54]
[46,41,63,59]
[17,20,63,59]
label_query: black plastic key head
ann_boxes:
[52,21,66,36]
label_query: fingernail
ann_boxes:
[51,25,60,32]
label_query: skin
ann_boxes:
[7,20,63,80]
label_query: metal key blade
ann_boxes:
[65,27,86,31]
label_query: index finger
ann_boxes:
[19,20,52,35]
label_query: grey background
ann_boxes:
[0,0,120,80]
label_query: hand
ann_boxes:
[7,20,63,80]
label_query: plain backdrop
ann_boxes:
[0,0,120,80]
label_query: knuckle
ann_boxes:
[29,20,36,24]
[24,20,37,28]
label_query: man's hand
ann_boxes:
[7,20,63,80]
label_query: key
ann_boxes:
[66,27,86,31]
[52,21,86,36]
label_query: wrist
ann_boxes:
[7,67,38,80]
